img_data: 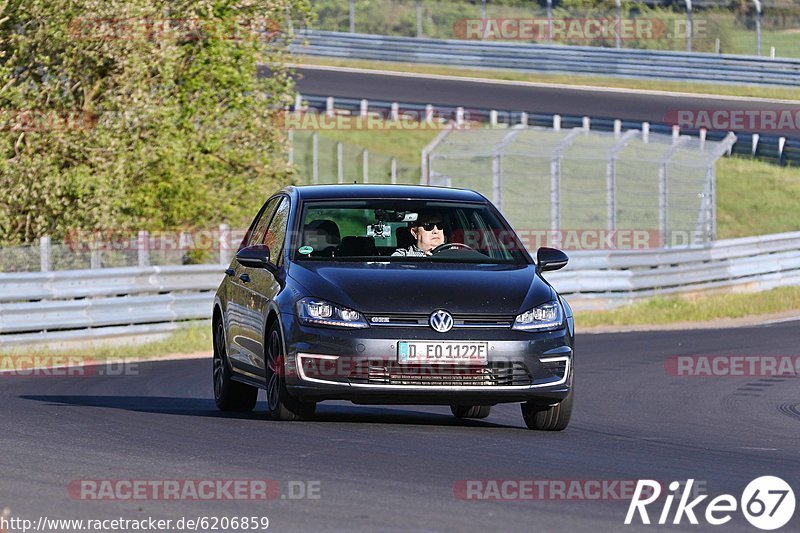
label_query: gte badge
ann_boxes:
[625,477,796,530]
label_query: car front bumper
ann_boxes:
[280,313,574,405]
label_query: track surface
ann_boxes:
[293,67,800,131]
[2,321,799,532]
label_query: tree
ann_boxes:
[0,0,311,245]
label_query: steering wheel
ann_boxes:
[430,243,477,254]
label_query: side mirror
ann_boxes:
[536,247,569,272]
[236,245,271,269]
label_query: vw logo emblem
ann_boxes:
[429,310,454,333]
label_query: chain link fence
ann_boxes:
[426,125,736,248]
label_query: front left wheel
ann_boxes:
[213,321,258,412]
[265,322,317,421]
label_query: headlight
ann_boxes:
[296,298,368,329]
[512,300,563,331]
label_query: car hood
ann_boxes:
[287,261,553,315]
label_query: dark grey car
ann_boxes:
[212,184,574,430]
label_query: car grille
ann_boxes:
[364,312,516,329]
[348,362,532,386]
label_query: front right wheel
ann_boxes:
[521,391,573,431]
[265,322,317,421]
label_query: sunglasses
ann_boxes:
[417,221,443,231]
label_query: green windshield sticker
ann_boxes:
[298,246,314,255]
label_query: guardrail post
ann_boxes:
[390,102,399,121]
[362,149,369,183]
[219,224,232,266]
[456,107,464,128]
[138,230,149,267]
[614,120,621,138]
[520,112,528,126]
[699,128,707,151]
[582,116,590,130]
[553,114,561,131]
[672,125,680,143]
[40,236,51,272]
[326,96,334,117]
[425,104,434,124]
[337,142,344,183]
[360,99,368,118]
[490,110,498,128]
[642,122,650,143]
[312,132,319,184]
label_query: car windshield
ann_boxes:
[295,200,530,264]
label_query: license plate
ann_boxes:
[397,341,488,364]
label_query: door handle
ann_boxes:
[225,268,235,277]
[239,273,251,283]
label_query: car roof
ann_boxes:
[284,184,488,203]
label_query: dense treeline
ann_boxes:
[0,0,311,245]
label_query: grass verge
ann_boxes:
[575,286,800,328]
[293,56,800,102]
[0,323,211,360]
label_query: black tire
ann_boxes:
[265,322,316,421]
[213,320,258,412]
[450,405,491,419]
[521,392,573,431]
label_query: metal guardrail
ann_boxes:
[2,231,800,345]
[291,31,800,87]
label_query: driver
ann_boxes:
[392,211,445,256]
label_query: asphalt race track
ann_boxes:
[292,66,800,131]
[2,321,799,532]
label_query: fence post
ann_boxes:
[326,96,334,117]
[642,122,650,143]
[219,224,231,266]
[752,133,760,155]
[416,0,423,37]
[90,238,101,269]
[40,236,51,272]
[553,114,561,131]
[360,99,368,118]
[614,119,621,138]
[349,0,355,33]
[391,158,397,184]
[685,0,693,52]
[390,102,399,121]
[520,112,528,126]
[550,157,560,242]
[615,0,622,49]
[138,230,150,267]
[312,132,319,184]
[337,142,344,183]
[287,129,294,167]
[753,0,762,56]
[362,149,369,183]
[490,110,498,127]
[582,116,590,130]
